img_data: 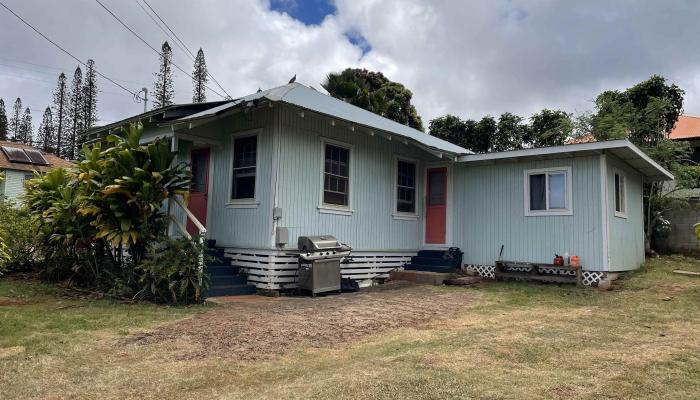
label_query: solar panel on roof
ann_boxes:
[1,146,32,164]
[23,149,49,165]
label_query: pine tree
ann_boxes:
[9,98,22,141]
[0,98,7,140]
[37,107,55,152]
[68,66,84,159]
[192,48,208,103]
[82,59,98,131]
[52,73,68,157]
[153,41,174,109]
[18,108,32,145]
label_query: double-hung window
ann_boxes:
[322,142,351,208]
[395,159,417,215]
[614,170,627,218]
[525,167,572,216]
[231,134,257,201]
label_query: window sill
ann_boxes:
[392,213,419,221]
[614,212,628,219]
[525,210,573,217]
[226,200,260,209]
[318,206,353,216]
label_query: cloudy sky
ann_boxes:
[1,0,700,128]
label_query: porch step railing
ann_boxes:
[167,195,206,285]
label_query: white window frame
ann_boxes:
[393,155,419,220]
[524,166,573,217]
[227,129,261,209]
[318,137,354,216]
[613,169,627,218]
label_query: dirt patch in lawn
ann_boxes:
[126,281,475,361]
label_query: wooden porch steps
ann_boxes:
[203,248,258,298]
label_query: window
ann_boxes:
[231,135,257,201]
[23,173,33,188]
[396,159,417,214]
[614,171,627,218]
[323,143,350,207]
[525,167,572,216]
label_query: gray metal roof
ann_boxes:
[180,82,470,155]
[457,139,674,181]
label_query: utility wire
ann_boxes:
[94,0,227,99]
[0,0,145,101]
[140,0,233,99]
[134,0,191,61]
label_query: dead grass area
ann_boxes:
[127,281,475,360]
[1,256,699,399]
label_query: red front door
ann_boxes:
[187,148,210,236]
[425,167,447,244]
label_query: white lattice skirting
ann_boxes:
[465,264,608,287]
[224,248,416,290]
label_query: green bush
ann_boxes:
[138,237,209,304]
[0,200,37,273]
[23,123,200,304]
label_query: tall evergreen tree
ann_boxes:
[18,107,32,145]
[69,66,84,159]
[0,98,7,140]
[192,48,208,103]
[9,97,22,140]
[82,59,98,132]
[153,41,175,109]
[52,73,68,157]
[36,107,55,152]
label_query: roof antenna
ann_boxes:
[288,74,296,84]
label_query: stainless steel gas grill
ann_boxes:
[297,235,351,296]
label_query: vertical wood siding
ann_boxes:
[1,169,28,204]
[606,154,645,271]
[275,105,438,250]
[201,108,275,248]
[452,155,605,270]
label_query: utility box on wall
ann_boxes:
[276,227,289,247]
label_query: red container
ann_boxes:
[553,255,564,266]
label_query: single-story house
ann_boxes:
[0,140,72,203]
[84,82,673,289]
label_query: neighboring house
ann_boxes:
[84,83,673,289]
[656,114,700,253]
[0,140,72,204]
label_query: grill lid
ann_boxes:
[298,235,342,251]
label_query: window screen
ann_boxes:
[323,144,350,206]
[615,172,626,215]
[231,135,257,200]
[396,160,416,213]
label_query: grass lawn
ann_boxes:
[1,256,699,399]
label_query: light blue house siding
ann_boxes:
[275,105,437,251]
[453,155,606,270]
[1,169,30,204]
[191,107,276,249]
[606,153,645,271]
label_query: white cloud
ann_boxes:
[1,0,700,129]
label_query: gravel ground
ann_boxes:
[126,281,475,361]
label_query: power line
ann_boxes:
[0,0,145,101]
[93,0,227,99]
[134,0,191,61]
[139,0,233,99]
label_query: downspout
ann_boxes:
[269,103,282,248]
[599,152,610,271]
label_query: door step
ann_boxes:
[389,270,454,285]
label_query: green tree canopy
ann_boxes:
[322,68,424,131]
[527,109,573,148]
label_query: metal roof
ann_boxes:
[179,82,470,155]
[457,139,674,181]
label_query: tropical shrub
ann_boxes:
[138,236,209,304]
[0,200,38,272]
[24,123,199,304]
